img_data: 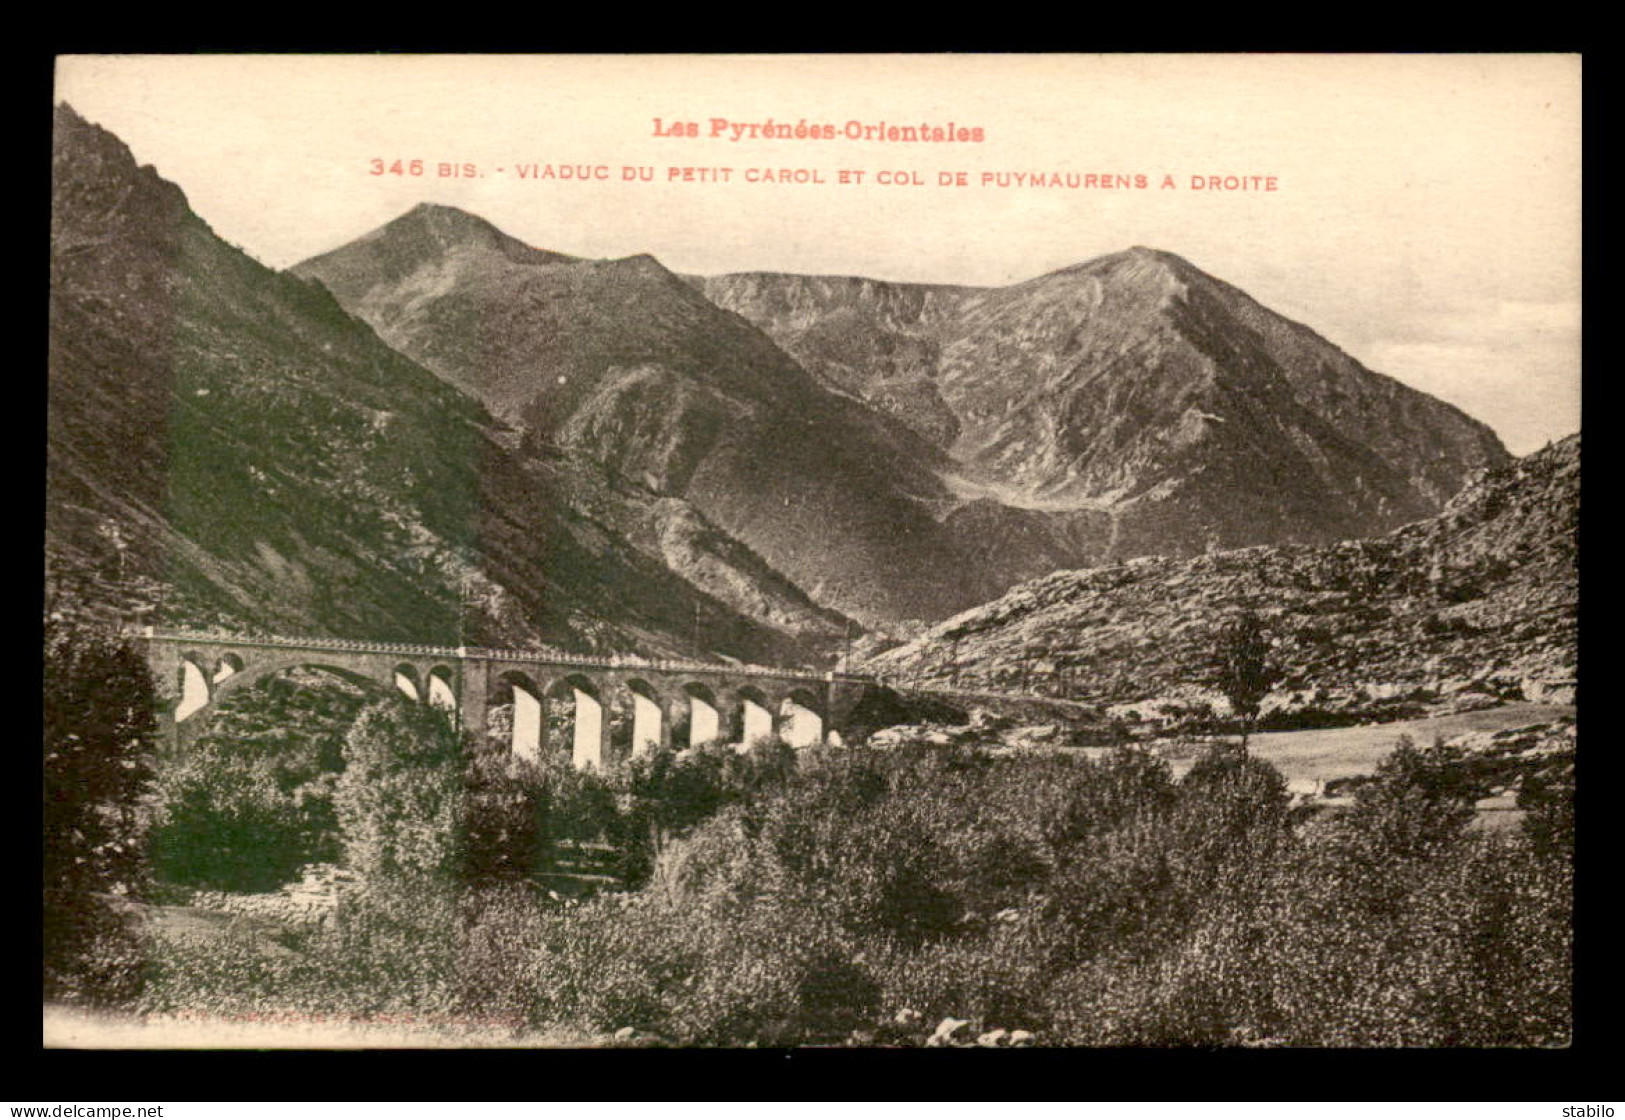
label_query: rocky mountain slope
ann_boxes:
[294,207,991,626]
[299,213,1509,630]
[48,104,848,662]
[65,101,1526,654]
[697,252,1510,562]
[865,435,1578,727]
[692,272,977,446]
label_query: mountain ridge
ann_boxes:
[695,245,1509,570]
[296,204,1511,628]
[49,102,850,664]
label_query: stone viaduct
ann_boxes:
[140,630,879,767]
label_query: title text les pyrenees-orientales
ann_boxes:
[654,118,986,143]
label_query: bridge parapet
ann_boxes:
[140,629,876,687]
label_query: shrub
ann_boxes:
[138,882,465,1022]
[43,612,157,1004]
[759,791,960,944]
[605,738,797,886]
[523,876,883,1046]
[649,804,766,905]
[1175,745,1292,877]
[522,895,689,1034]
[152,673,358,891]
[874,921,1058,1032]
[334,698,467,888]
[1518,754,1575,861]
[1344,736,1477,862]
[1053,946,1242,1047]
[462,740,550,887]
[1256,821,1570,1047]
[132,721,1572,1047]
[661,906,878,1045]
[537,754,619,845]
[1034,745,1177,858]
[1038,820,1186,960]
[452,885,554,1026]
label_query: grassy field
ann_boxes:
[1165,702,1575,785]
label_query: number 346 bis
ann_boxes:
[369,159,479,178]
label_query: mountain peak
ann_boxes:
[54,101,115,146]
[54,100,90,132]
[53,100,203,252]
[613,251,666,270]
[1079,245,1203,282]
[54,101,149,183]
[379,202,525,253]
[292,204,579,299]
[1026,246,1211,302]
[1124,244,1177,261]
[325,202,580,270]
[604,251,688,285]
[403,200,481,221]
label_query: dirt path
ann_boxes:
[43,1004,607,1049]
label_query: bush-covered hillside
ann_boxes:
[135,730,1571,1047]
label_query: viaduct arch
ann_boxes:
[140,630,877,768]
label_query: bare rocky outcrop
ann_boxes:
[867,435,1577,725]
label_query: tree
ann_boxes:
[1347,735,1477,861]
[462,736,550,888]
[1518,753,1574,862]
[43,610,158,1003]
[334,698,467,889]
[95,518,129,585]
[608,737,798,887]
[151,673,358,891]
[1211,610,1282,751]
[1175,744,1293,887]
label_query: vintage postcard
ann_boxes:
[45,54,1578,1050]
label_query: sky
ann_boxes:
[55,54,1581,455]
